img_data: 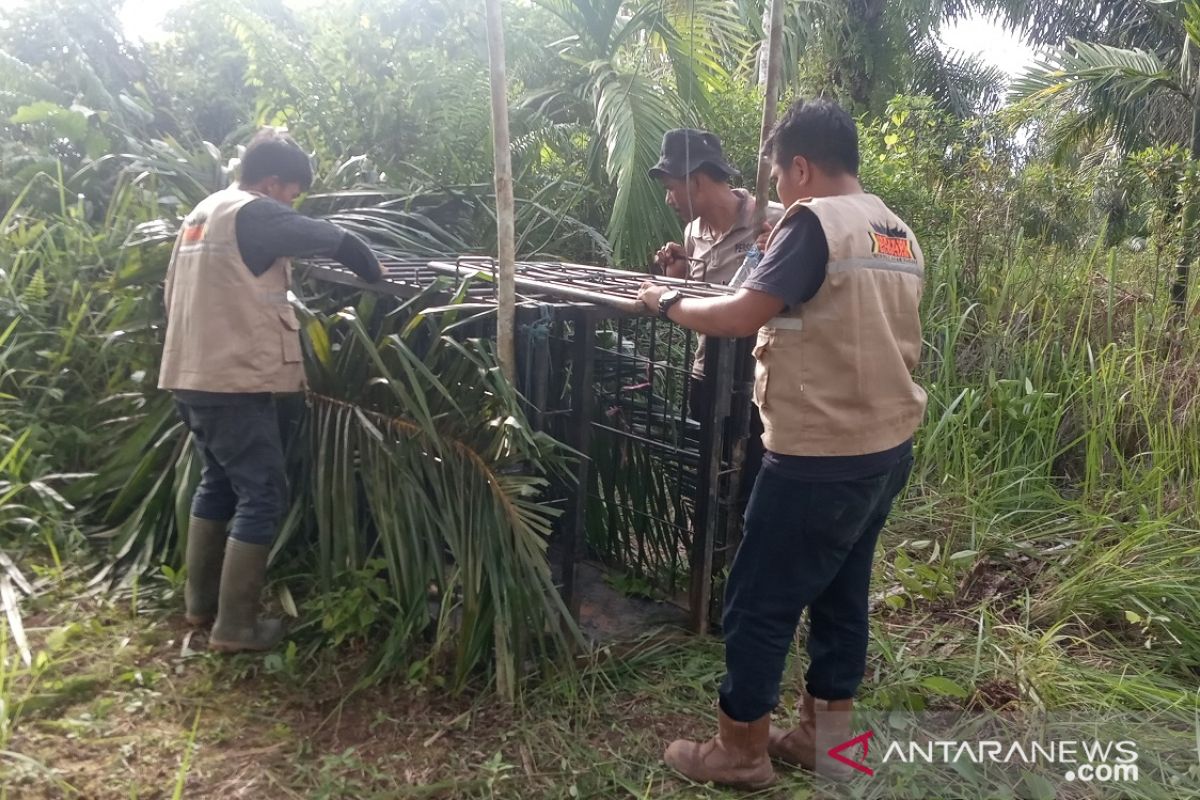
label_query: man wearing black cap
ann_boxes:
[651,128,783,289]
[650,129,783,508]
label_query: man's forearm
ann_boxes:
[640,284,785,336]
[666,297,761,338]
[334,232,383,282]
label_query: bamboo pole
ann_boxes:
[484,0,517,382]
[751,0,785,228]
[722,0,785,574]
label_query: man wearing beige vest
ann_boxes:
[160,130,383,653]
[638,99,924,789]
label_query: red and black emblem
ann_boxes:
[868,222,915,260]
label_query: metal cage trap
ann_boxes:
[302,254,757,635]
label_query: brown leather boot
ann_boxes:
[664,709,776,790]
[768,690,855,780]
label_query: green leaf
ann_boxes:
[11,100,66,124]
[11,101,88,140]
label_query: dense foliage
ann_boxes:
[2,0,1199,724]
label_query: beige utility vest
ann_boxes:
[754,193,926,456]
[158,187,305,394]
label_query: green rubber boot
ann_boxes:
[184,516,228,626]
[208,538,284,653]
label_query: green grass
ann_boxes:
[3,476,1198,800]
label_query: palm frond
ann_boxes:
[532,0,626,58]
[587,61,683,266]
[1012,39,1190,155]
[977,0,1180,51]
[627,0,749,107]
[912,32,1007,116]
[0,51,70,107]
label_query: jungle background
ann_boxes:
[2,0,1200,797]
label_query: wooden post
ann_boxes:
[690,337,732,633]
[1172,72,1200,313]
[752,0,785,229]
[484,0,517,381]
[722,0,786,573]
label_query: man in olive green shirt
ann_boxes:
[651,129,784,385]
[651,129,784,291]
[650,129,784,512]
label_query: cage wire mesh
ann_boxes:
[302,256,752,627]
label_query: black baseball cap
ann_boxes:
[648,128,740,180]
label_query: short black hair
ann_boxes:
[240,129,313,190]
[766,98,859,176]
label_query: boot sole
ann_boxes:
[664,761,777,791]
[769,756,852,782]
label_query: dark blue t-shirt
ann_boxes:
[741,206,913,481]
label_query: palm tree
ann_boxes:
[738,0,1010,116]
[984,0,1181,52]
[520,0,751,265]
[1012,0,1200,309]
[521,0,1013,265]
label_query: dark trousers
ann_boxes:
[175,396,289,545]
[718,455,914,722]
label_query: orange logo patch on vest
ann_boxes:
[868,223,915,260]
[181,211,209,244]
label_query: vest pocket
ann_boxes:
[279,307,302,363]
[752,337,770,410]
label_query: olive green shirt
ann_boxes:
[684,189,784,376]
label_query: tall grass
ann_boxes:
[900,228,1200,679]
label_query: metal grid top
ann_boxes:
[301,254,736,318]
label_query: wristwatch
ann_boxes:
[658,289,683,320]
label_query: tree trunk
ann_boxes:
[753,0,785,223]
[755,3,771,86]
[484,0,517,383]
[841,0,886,110]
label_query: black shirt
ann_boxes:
[173,197,383,407]
[235,198,381,281]
[741,207,914,481]
[741,206,829,308]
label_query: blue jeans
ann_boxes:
[718,455,914,722]
[175,396,289,545]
